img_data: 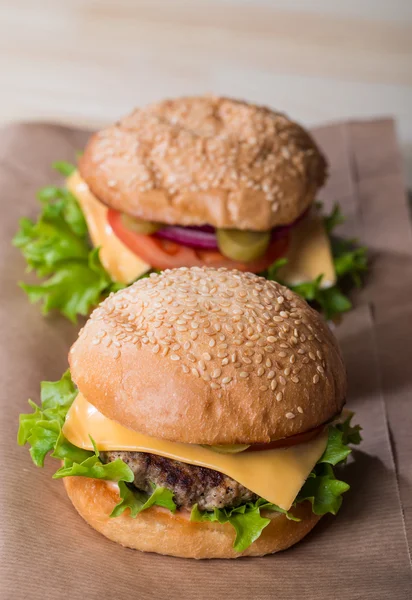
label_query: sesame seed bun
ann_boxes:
[63,477,321,559]
[69,267,346,444]
[79,96,327,231]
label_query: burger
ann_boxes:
[14,96,367,322]
[18,267,361,559]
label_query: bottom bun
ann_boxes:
[63,477,321,559]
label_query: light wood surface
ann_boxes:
[1,0,411,183]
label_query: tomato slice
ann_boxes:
[245,425,325,452]
[107,209,288,272]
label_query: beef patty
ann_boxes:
[101,451,258,511]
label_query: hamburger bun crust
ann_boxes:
[63,477,321,559]
[79,96,327,231]
[69,268,346,444]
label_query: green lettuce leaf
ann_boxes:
[111,482,176,518]
[17,370,77,466]
[331,238,368,288]
[296,463,350,515]
[18,371,176,520]
[52,161,76,177]
[264,204,368,320]
[324,204,345,233]
[20,248,118,322]
[13,162,124,322]
[191,498,298,553]
[296,413,362,516]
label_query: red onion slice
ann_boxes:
[155,226,219,249]
[154,209,308,251]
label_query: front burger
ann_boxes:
[14,96,367,322]
[18,267,361,559]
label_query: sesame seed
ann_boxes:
[313,374,320,384]
[276,392,283,402]
[85,266,330,399]
[222,377,232,384]
[285,412,295,419]
[297,406,304,413]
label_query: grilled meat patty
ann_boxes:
[101,451,258,511]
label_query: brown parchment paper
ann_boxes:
[1,120,411,600]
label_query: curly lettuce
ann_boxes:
[13,162,124,322]
[191,498,298,553]
[18,372,361,552]
[265,205,367,320]
[18,371,176,517]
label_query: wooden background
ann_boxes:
[1,0,411,183]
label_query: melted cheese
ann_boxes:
[63,394,328,510]
[66,171,150,283]
[279,209,336,289]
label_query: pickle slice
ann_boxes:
[216,229,271,262]
[202,444,250,454]
[121,214,162,235]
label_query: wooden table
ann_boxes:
[1,0,411,183]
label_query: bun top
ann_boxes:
[79,96,327,231]
[69,267,346,444]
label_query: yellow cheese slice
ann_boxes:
[66,171,150,284]
[279,209,336,289]
[63,393,328,510]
